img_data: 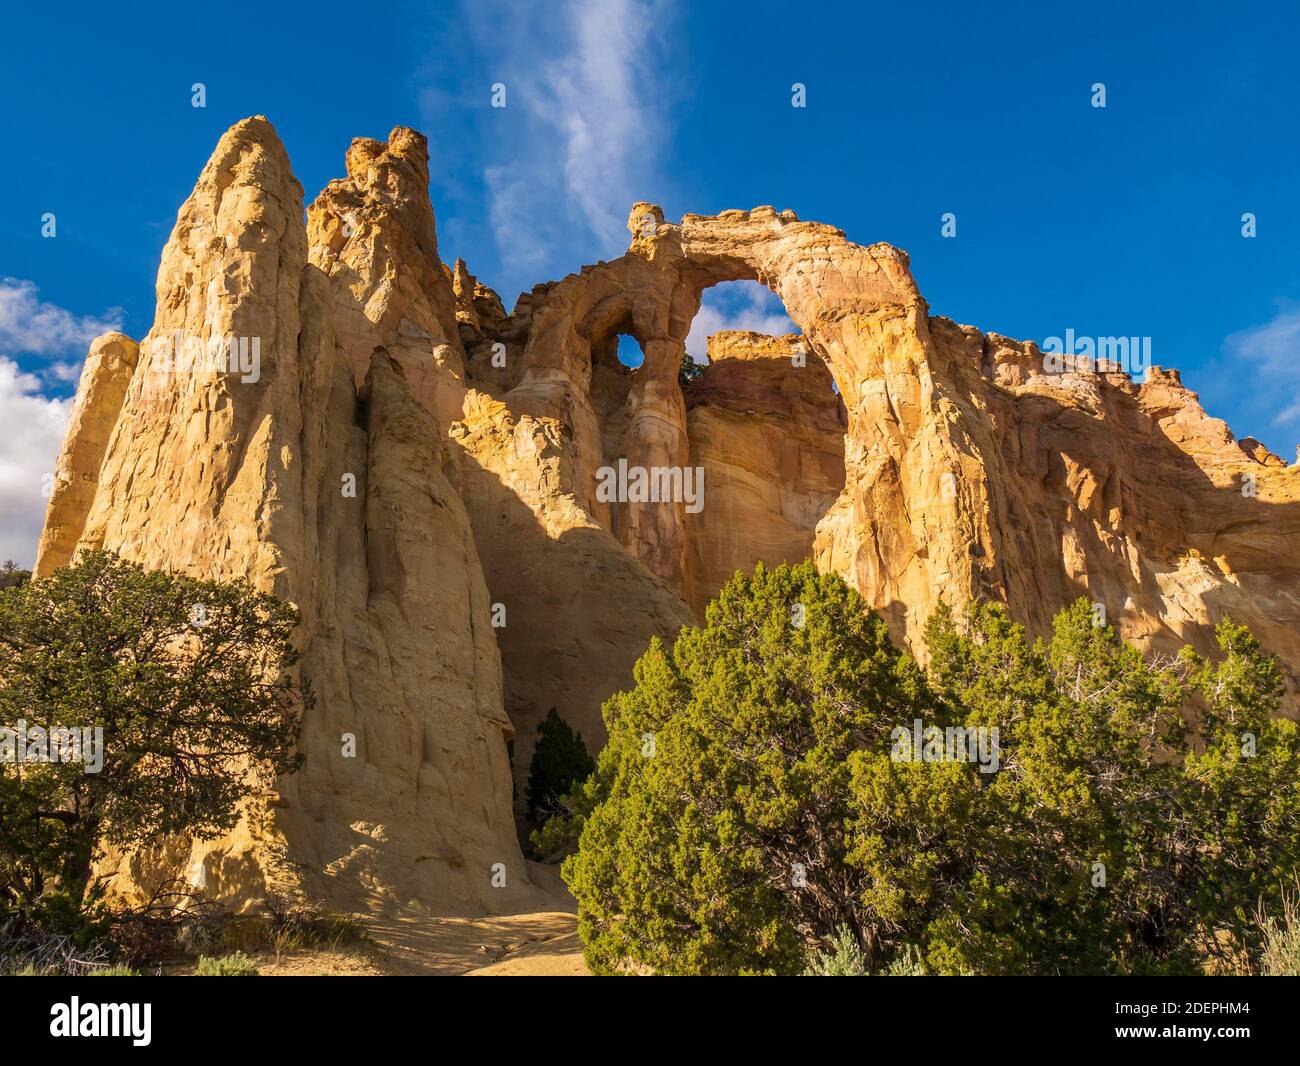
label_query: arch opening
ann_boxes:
[615,333,645,369]
[584,320,651,541]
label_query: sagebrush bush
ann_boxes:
[196,952,259,976]
[1257,891,1300,976]
[802,927,870,976]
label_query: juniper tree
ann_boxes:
[0,551,306,918]
[561,562,936,975]
[558,563,1300,975]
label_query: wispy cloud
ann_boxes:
[484,164,551,272]
[0,277,122,358]
[685,282,796,361]
[538,0,671,245]
[1223,304,1300,428]
[418,0,678,296]
[0,357,71,567]
[47,361,83,383]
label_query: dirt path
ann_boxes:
[361,864,589,975]
[362,910,586,975]
[166,863,589,976]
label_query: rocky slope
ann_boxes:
[35,117,1300,915]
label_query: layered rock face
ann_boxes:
[35,116,1300,914]
[915,320,1300,687]
[36,332,139,574]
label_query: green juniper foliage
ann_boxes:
[0,551,306,921]
[561,562,935,975]
[556,562,1300,976]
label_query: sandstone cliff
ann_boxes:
[34,117,1300,914]
[35,118,538,917]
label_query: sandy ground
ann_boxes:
[173,862,590,976]
[363,862,588,976]
[367,909,587,975]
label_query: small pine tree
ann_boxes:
[527,709,595,822]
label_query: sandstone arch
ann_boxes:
[453,193,1300,791]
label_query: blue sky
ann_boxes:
[1,0,1298,561]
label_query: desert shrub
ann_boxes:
[0,935,112,976]
[559,562,1300,975]
[111,887,364,965]
[880,945,930,976]
[0,889,113,975]
[254,893,363,956]
[802,926,870,976]
[1256,887,1300,976]
[88,963,141,976]
[802,932,930,977]
[196,951,259,976]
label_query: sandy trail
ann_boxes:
[332,862,587,976]
[166,863,589,976]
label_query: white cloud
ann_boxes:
[0,357,71,568]
[0,279,120,566]
[435,0,675,277]
[47,361,83,383]
[539,0,669,246]
[0,277,122,356]
[1223,305,1300,427]
[685,282,796,361]
[485,165,551,271]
